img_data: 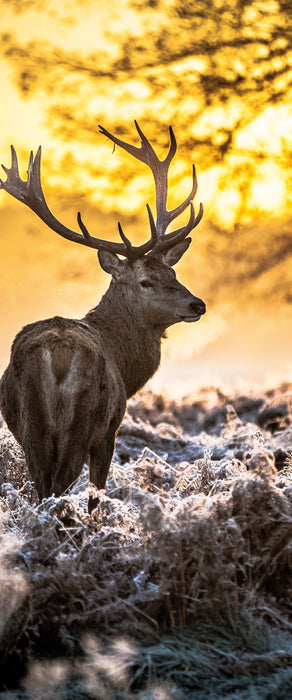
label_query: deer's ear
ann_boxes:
[163,238,191,267]
[98,249,124,279]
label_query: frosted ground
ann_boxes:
[0,384,291,698]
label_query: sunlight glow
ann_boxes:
[235,104,292,154]
[214,188,242,228]
[165,311,229,362]
[0,68,47,175]
[1,0,291,389]
[250,164,286,213]
[171,55,208,75]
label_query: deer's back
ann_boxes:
[0,315,126,446]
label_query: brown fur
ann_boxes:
[50,343,73,385]
[0,248,205,513]
[0,124,207,512]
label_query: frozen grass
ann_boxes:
[0,384,291,698]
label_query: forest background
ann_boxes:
[0,0,291,394]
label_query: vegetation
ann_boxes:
[0,384,291,698]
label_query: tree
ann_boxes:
[1,0,292,302]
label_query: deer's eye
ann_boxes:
[140,280,153,289]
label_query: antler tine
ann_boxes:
[1,146,26,201]
[166,163,198,223]
[163,125,177,167]
[1,145,19,179]
[27,146,43,201]
[76,212,92,243]
[155,202,204,254]
[116,206,158,260]
[133,120,178,168]
[1,145,13,176]
[77,205,158,261]
[146,204,158,244]
[10,145,20,175]
[117,222,132,255]
[99,121,158,166]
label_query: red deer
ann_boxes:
[0,122,206,512]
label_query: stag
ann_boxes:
[0,122,206,512]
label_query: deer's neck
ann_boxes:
[83,282,164,398]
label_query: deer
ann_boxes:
[0,121,206,512]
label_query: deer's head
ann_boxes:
[0,121,206,328]
[98,246,205,328]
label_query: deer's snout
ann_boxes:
[180,296,206,323]
[189,298,206,316]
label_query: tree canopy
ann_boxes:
[1,0,292,303]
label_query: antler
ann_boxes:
[98,121,203,255]
[0,123,203,260]
[0,146,145,257]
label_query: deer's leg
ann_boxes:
[49,388,97,497]
[50,425,90,498]
[89,430,116,488]
[0,367,22,446]
[23,429,55,500]
[21,398,55,501]
[88,421,117,513]
[1,366,54,500]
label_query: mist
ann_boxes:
[0,0,291,391]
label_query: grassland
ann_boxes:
[0,384,291,698]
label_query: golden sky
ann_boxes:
[0,0,291,393]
